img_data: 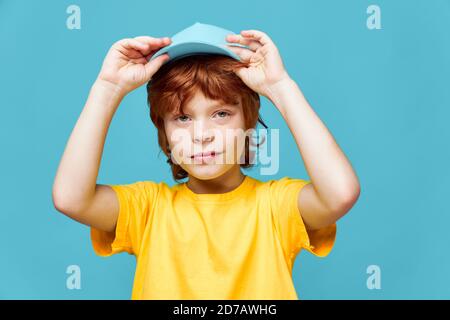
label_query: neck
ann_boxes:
[186,167,246,194]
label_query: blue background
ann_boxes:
[1,0,449,299]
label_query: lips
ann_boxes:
[190,151,221,160]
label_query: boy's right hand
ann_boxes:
[97,36,172,96]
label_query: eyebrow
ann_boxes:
[178,102,239,115]
[205,102,239,110]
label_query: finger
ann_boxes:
[145,53,170,79]
[130,36,171,56]
[134,36,172,52]
[226,34,261,52]
[143,39,172,61]
[234,66,249,81]
[121,38,149,53]
[116,43,144,59]
[240,30,272,46]
[130,57,149,65]
[226,45,253,62]
[119,37,170,58]
[144,48,167,61]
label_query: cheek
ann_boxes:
[222,113,246,143]
[165,124,190,149]
[165,131,175,152]
[218,128,247,161]
[163,121,171,145]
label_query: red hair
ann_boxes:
[146,54,267,182]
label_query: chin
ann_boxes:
[182,163,235,180]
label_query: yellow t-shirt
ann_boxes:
[90,175,337,300]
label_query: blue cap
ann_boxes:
[150,22,246,63]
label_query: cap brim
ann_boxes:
[149,41,242,63]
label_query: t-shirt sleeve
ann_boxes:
[269,176,337,259]
[90,180,158,257]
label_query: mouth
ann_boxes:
[190,151,222,162]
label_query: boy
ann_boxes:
[52,28,360,299]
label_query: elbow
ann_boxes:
[329,182,361,219]
[52,188,71,216]
[52,186,84,217]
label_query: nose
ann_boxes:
[192,120,214,143]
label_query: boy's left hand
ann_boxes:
[226,30,291,100]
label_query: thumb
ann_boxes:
[145,54,170,80]
[235,67,249,83]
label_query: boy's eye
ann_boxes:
[214,111,231,119]
[176,115,190,122]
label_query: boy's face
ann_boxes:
[163,90,248,180]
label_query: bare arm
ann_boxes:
[52,79,124,232]
[52,36,171,233]
[226,29,360,231]
[268,78,361,230]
